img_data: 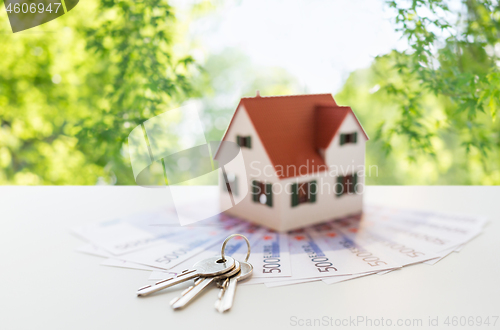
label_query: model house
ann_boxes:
[214,93,368,232]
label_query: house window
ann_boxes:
[340,132,357,145]
[221,172,238,196]
[252,180,272,207]
[237,135,252,148]
[336,174,358,197]
[291,180,317,207]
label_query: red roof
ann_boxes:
[315,102,351,149]
[218,94,368,180]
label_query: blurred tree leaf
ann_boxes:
[380,0,500,168]
[0,0,199,184]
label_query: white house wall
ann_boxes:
[217,105,283,229]
[219,108,367,232]
[324,113,366,174]
[276,112,366,231]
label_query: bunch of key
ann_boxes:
[136,234,253,313]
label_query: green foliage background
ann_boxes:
[0,0,499,185]
[347,0,500,184]
[0,0,199,184]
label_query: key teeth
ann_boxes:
[171,296,190,310]
[137,285,151,291]
[137,289,152,297]
[216,304,228,313]
[155,277,174,285]
[180,285,195,296]
[170,283,196,307]
[170,296,181,307]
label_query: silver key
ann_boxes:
[136,256,236,297]
[170,260,241,310]
[215,260,253,313]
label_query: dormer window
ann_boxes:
[237,135,252,148]
[340,132,357,145]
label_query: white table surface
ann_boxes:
[1,186,499,330]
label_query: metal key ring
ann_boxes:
[220,234,251,262]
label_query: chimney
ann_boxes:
[255,90,261,97]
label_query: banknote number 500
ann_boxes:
[262,257,281,273]
[302,244,337,273]
[312,257,337,273]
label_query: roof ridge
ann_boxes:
[241,93,333,99]
[315,103,351,108]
